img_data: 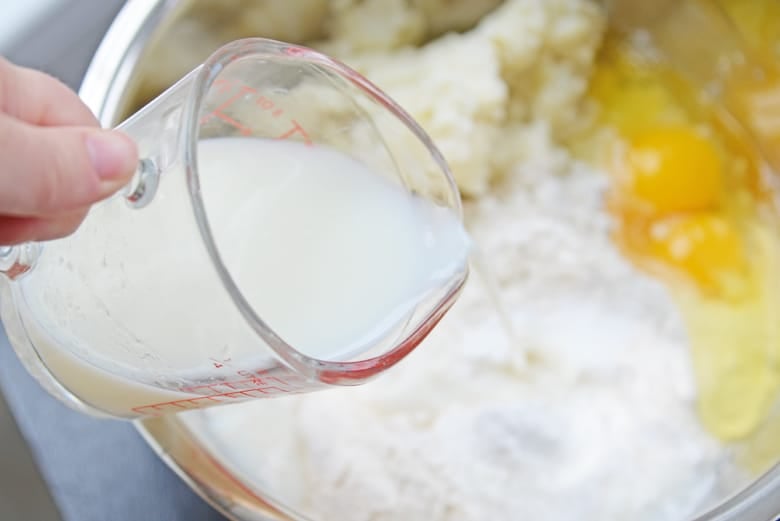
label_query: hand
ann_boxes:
[0,57,138,245]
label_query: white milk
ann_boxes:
[15,137,469,417]
[198,137,470,360]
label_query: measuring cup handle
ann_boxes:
[0,154,160,282]
[0,243,41,280]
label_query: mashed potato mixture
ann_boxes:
[133,0,767,519]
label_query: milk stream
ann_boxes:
[15,137,470,417]
[469,250,523,364]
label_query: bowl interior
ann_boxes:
[80,1,780,521]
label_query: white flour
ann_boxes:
[185,124,746,521]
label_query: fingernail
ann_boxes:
[85,131,138,181]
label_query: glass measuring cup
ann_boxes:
[0,38,469,419]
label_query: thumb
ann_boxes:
[0,114,138,216]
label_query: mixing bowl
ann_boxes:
[79,1,780,520]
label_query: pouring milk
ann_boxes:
[10,137,470,417]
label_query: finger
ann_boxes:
[0,209,89,244]
[0,113,137,216]
[0,57,99,127]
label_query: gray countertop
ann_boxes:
[0,325,226,521]
[0,381,61,521]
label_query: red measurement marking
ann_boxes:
[212,78,234,94]
[201,85,255,135]
[276,119,312,145]
[214,112,253,135]
[181,375,296,394]
[209,357,231,369]
[199,79,314,143]
[131,384,300,416]
[255,96,274,110]
[284,46,307,57]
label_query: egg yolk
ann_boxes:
[647,214,747,296]
[591,26,780,448]
[616,127,723,215]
